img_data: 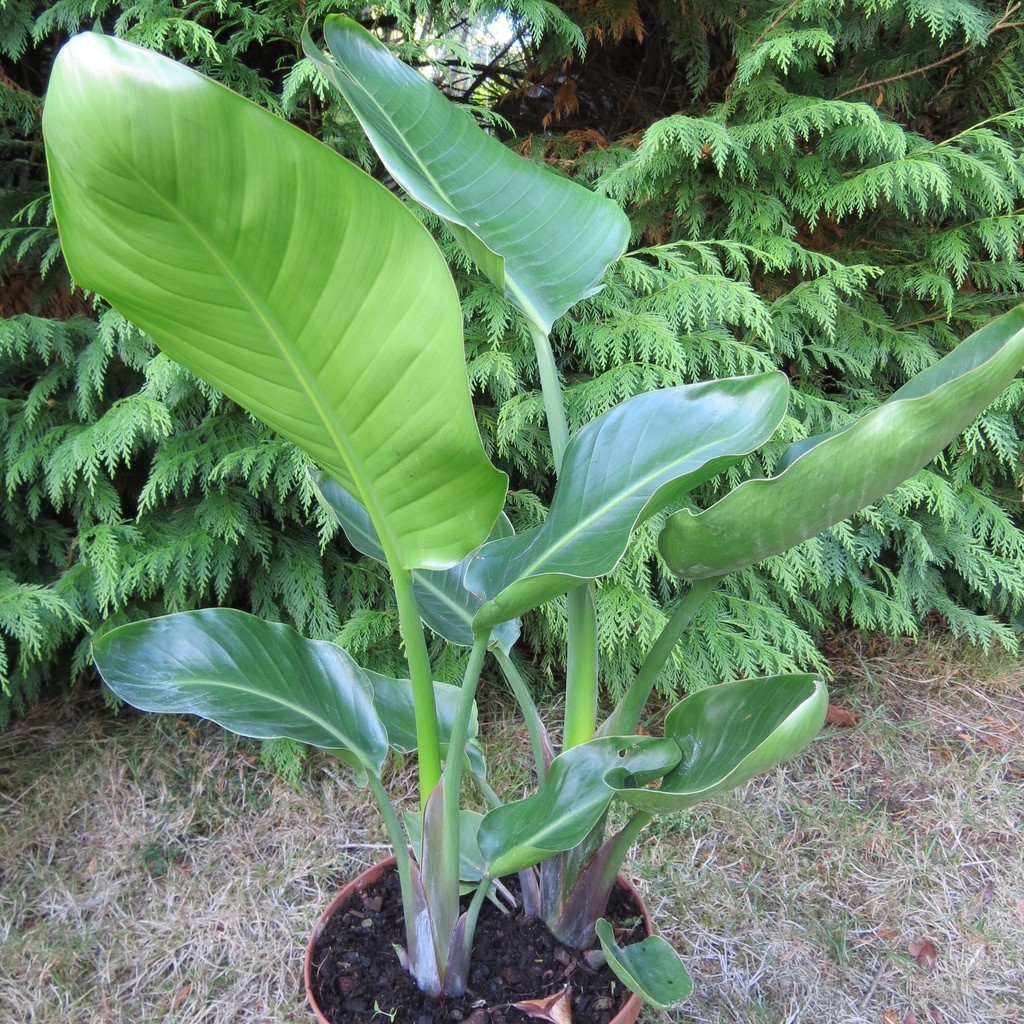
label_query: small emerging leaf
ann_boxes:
[595,919,693,1009]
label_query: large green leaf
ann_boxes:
[612,675,827,814]
[660,307,1024,579]
[595,920,694,1009]
[467,375,789,629]
[305,17,631,334]
[365,670,486,779]
[477,737,681,877]
[312,473,520,656]
[92,610,389,774]
[43,33,506,572]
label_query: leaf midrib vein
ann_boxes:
[133,172,403,566]
[515,403,766,581]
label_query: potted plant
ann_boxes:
[42,19,1024,1023]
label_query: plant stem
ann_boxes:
[546,808,652,947]
[599,576,719,737]
[391,567,442,812]
[446,637,489,796]
[563,584,598,750]
[527,321,599,751]
[582,810,653,927]
[472,772,503,809]
[460,876,493,957]
[494,648,548,782]
[365,770,416,927]
[442,636,489,893]
[528,322,569,472]
[605,810,652,869]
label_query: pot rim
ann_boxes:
[304,855,650,1024]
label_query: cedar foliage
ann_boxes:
[494,0,1024,689]
[2,0,1023,726]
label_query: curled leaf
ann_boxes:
[513,984,573,1024]
[595,918,693,1009]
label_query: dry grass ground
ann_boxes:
[0,633,1021,1024]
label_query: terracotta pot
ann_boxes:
[305,856,651,1024]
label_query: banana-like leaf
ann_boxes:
[306,17,631,334]
[612,675,826,814]
[43,33,506,572]
[404,809,487,883]
[467,375,789,629]
[312,473,520,656]
[595,919,694,1009]
[92,609,388,775]
[477,737,681,877]
[660,307,1024,579]
[366,670,486,779]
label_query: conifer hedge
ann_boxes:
[2,0,1023,726]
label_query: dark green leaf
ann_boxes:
[477,737,680,876]
[404,809,487,883]
[468,375,789,629]
[365,670,487,779]
[308,17,631,333]
[612,674,827,813]
[595,919,693,1008]
[92,609,388,774]
[660,307,1024,579]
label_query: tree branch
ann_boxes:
[749,0,806,53]
[837,2,1022,99]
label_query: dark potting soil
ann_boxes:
[307,867,646,1024]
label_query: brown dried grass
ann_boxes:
[0,696,384,1023]
[0,632,1021,1024]
[637,632,1024,1024]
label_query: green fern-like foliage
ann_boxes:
[0,0,583,723]
[3,0,1023,725]
[479,0,1024,694]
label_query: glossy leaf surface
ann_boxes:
[468,375,789,629]
[595,919,694,1009]
[366,670,486,779]
[418,779,458,991]
[307,17,631,333]
[477,737,680,877]
[404,809,487,883]
[43,32,506,571]
[92,610,388,774]
[612,675,826,814]
[661,307,1024,579]
[312,473,520,655]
